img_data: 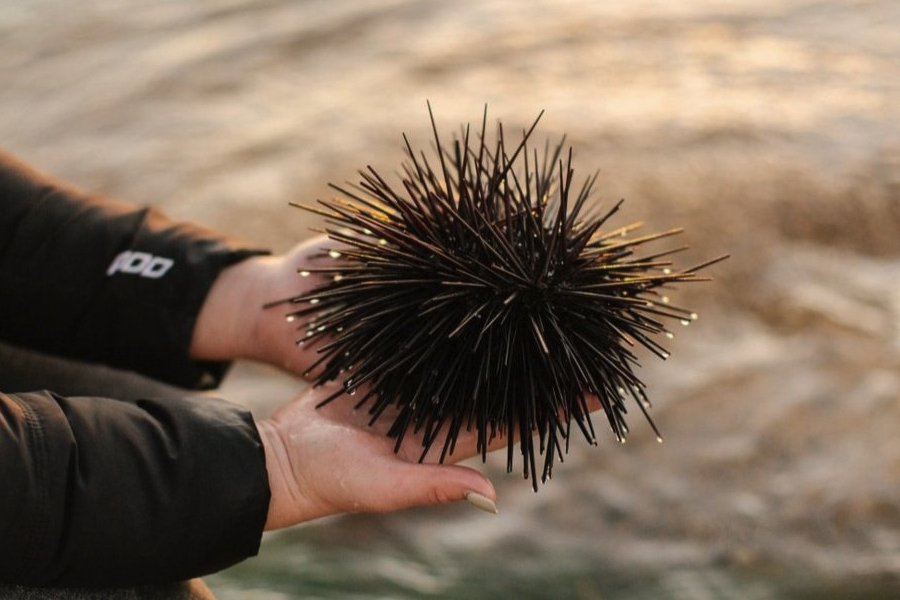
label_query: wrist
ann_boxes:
[258,418,297,531]
[190,255,270,362]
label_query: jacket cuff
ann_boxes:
[0,149,270,388]
[77,209,269,388]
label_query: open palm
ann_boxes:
[259,382,498,530]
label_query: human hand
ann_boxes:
[193,236,500,527]
[257,383,498,530]
[190,235,334,377]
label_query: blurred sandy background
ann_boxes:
[2,1,900,598]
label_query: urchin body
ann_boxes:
[283,106,723,490]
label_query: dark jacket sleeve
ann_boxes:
[0,390,271,586]
[0,150,274,586]
[0,148,267,388]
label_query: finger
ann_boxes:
[363,461,498,515]
[276,238,357,379]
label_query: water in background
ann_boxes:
[2,0,899,597]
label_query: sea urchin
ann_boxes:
[282,105,725,490]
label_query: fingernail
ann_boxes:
[465,491,498,514]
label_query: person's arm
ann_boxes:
[0,148,267,388]
[0,150,498,589]
[0,390,269,587]
[0,150,274,586]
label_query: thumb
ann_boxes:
[372,462,498,515]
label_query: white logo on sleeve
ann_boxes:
[107,251,174,279]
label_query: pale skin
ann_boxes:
[190,236,499,530]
